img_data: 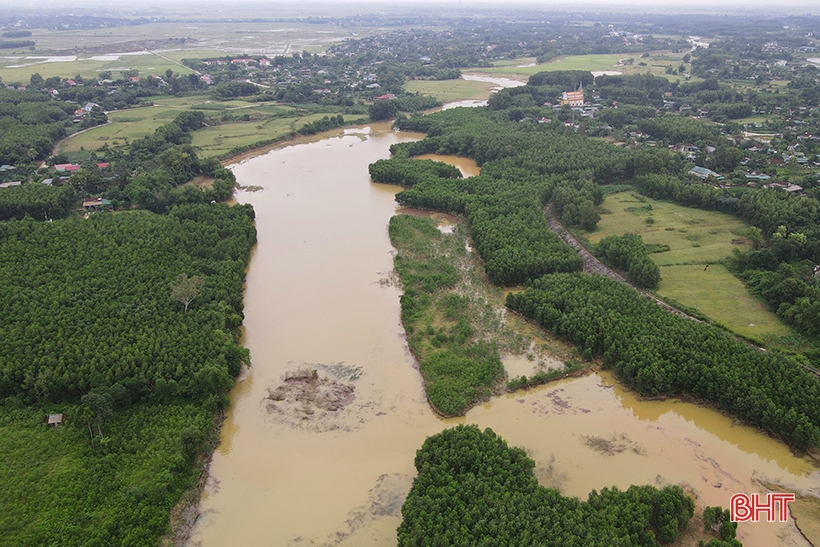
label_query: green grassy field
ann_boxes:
[56,105,190,153]
[55,96,308,155]
[581,190,792,339]
[733,115,775,125]
[0,403,213,546]
[0,51,196,84]
[403,78,496,103]
[473,52,698,84]
[190,113,366,157]
[656,263,792,339]
[476,53,627,79]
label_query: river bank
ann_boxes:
[179,116,820,547]
[176,72,819,546]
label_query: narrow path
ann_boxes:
[145,48,200,76]
[544,204,820,376]
[544,202,703,323]
[51,122,111,156]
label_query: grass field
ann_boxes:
[55,95,309,155]
[0,51,196,84]
[57,103,365,157]
[475,54,627,79]
[473,52,699,84]
[403,78,496,103]
[581,190,792,339]
[57,105,191,153]
[733,115,775,125]
[191,113,367,157]
[656,264,792,339]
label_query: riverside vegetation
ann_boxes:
[388,213,580,416]
[373,88,820,450]
[398,425,741,547]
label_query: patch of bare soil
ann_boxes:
[525,386,595,416]
[187,175,215,189]
[582,433,647,456]
[265,364,369,432]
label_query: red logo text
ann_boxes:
[730,493,795,522]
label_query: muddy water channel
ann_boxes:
[189,122,820,547]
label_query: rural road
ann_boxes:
[543,202,703,323]
[544,203,820,375]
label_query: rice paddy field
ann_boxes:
[581,190,794,340]
[403,78,497,103]
[0,21,382,84]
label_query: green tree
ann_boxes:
[745,226,763,250]
[29,72,44,88]
[369,100,398,121]
[81,391,113,439]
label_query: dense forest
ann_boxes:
[0,82,255,547]
[595,233,661,289]
[399,425,699,546]
[0,202,256,545]
[0,88,79,166]
[0,204,256,405]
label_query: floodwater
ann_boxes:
[414,153,480,178]
[438,73,527,109]
[189,124,820,547]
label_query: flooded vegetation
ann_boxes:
[185,122,820,547]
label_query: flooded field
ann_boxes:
[188,122,820,547]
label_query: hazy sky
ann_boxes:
[6,0,820,16]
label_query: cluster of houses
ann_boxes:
[0,162,116,213]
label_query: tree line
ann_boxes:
[507,273,820,449]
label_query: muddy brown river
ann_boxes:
[188,122,820,547]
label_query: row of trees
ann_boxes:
[507,273,820,449]
[399,425,695,546]
[596,233,662,289]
